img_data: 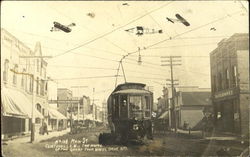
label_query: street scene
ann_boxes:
[1,1,249,157]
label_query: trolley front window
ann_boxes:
[129,96,142,110]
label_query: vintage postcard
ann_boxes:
[1,1,249,156]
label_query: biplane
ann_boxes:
[50,22,76,33]
[125,26,163,36]
[166,14,190,26]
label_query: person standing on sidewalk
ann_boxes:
[43,122,49,135]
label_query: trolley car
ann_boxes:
[99,82,153,144]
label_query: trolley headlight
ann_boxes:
[133,124,139,130]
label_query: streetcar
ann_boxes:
[99,82,153,144]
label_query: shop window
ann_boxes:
[13,64,18,85]
[3,59,9,82]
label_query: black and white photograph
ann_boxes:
[1,1,249,156]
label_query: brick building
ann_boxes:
[210,33,249,136]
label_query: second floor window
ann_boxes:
[36,77,39,95]
[21,68,26,88]
[225,69,230,89]
[212,75,217,92]
[13,64,18,85]
[29,76,33,93]
[3,59,9,82]
[232,66,238,87]
[37,59,40,72]
[218,72,222,91]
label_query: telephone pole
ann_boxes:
[161,56,181,133]
[71,86,88,122]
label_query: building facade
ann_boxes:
[57,88,73,118]
[102,100,108,124]
[174,88,212,130]
[1,28,49,138]
[210,33,249,136]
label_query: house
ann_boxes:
[174,88,212,130]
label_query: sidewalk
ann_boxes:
[177,129,202,138]
[176,128,247,144]
[6,128,70,144]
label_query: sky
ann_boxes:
[1,1,249,105]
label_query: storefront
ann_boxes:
[213,88,241,134]
[48,107,67,131]
[1,87,44,138]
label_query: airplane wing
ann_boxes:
[68,23,76,27]
[166,17,175,23]
[125,27,135,33]
[53,22,72,33]
[175,14,190,26]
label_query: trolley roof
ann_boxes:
[113,89,151,94]
[113,82,146,92]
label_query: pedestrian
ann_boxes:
[43,122,49,135]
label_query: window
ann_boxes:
[36,104,41,112]
[225,69,229,89]
[3,59,9,82]
[218,72,222,91]
[129,96,142,110]
[21,69,26,88]
[37,59,40,72]
[35,118,41,124]
[42,109,45,116]
[29,76,33,93]
[232,66,238,87]
[13,64,18,85]
[213,75,217,92]
[36,77,39,95]
[40,80,45,96]
[143,96,150,117]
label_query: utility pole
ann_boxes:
[70,86,88,122]
[161,56,181,133]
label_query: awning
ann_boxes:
[158,111,169,119]
[1,87,43,119]
[48,108,67,120]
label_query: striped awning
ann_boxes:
[1,87,43,119]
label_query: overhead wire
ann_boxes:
[144,10,244,50]
[51,1,173,58]
[51,75,122,81]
